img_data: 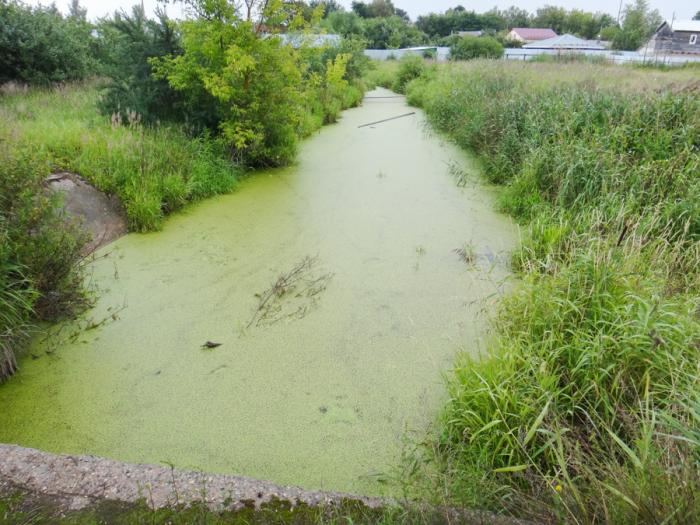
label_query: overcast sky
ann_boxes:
[41,0,700,24]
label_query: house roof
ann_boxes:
[523,34,606,50]
[671,20,700,32]
[510,28,558,40]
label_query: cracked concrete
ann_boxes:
[0,444,384,512]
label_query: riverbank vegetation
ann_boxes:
[0,0,368,382]
[374,59,700,523]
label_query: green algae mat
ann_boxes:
[0,89,516,496]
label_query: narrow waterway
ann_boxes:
[0,89,516,496]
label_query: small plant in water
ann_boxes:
[446,160,468,187]
[454,242,476,266]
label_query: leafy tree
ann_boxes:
[600,24,621,42]
[501,6,531,28]
[0,0,94,84]
[322,10,364,37]
[534,5,568,34]
[363,15,426,48]
[309,0,343,17]
[152,0,357,166]
[416,8,482,38]
[351,0,396,19]
[693,10,700,21]
[450,35,504,60]
[612,0,662,50]
[97,6,187,124]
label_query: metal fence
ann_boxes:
[364,47,700,66]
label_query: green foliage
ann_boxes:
[154,18,303,166]
[449,36,504,61]
[0,0,94,84]
[396,61,700,522]
[2,83,237,233]
[390,55,429,93]
[612,0,662,50]
[96,6,187,125]
[149,0,366,167]
[321,7,426,49]
[0,143,88,381]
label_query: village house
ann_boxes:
[642,20,700,55]
[507,27,557,43]
[523,34,606,51]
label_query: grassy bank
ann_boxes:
[378,60,700,523]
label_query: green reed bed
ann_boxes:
[389,60,700,523]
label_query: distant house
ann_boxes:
[523,34,605,51]
[507,28,557,43]
[642,20,700,55]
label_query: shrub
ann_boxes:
[449,35,504,61]
[391,55,427,93]
[96,6,189,125]
[0,0,94,84]
[0,144,88,381]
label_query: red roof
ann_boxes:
[510,28,558,40]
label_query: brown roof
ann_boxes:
[510,28,558,40]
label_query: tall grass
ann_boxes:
[0,82,238,232]
[0,143,88,382]
[389,61,700,522]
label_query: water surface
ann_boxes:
[0,89,516,495]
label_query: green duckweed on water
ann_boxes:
[0,89,516,496]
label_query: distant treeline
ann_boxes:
[322,0,662,51]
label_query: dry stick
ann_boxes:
[358,112,416,128]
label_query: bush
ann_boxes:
[449,35,504,61]
[0,0,94,85]
[0,144,88,381]
[96,6,189,125]
[391,55,427,93]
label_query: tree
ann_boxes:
[450,35,504,60]
[97,6,186,124]
[363,15,425,48]
[0,0,94,84]
[322,10,364,37]
[693,11,700,21]
[501,6,530,28]
[68,0,87,21]
[612,0,662,50]
[309,0,343,17]
[351,0,396,19]
[534,6,567,33]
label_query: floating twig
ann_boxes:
[358,112,416,128]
